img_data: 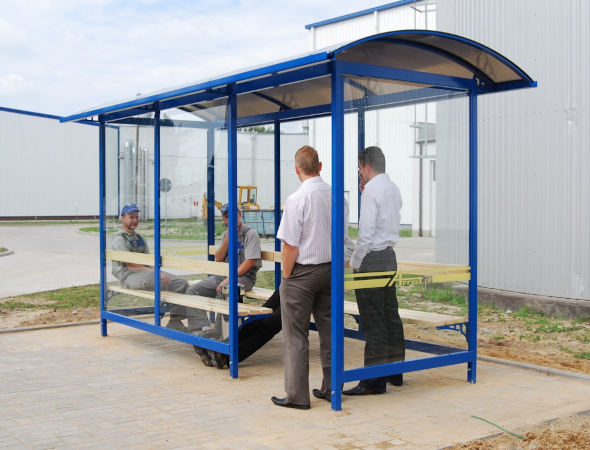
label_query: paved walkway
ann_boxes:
[1,322,589,449]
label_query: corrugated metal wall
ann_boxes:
[114,125,307,219]
[438,0,590,300]
[0,110,99,217]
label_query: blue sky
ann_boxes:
[0,0,388,117]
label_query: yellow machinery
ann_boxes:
[201,193,223,224]
[238,186,260,210]
[201,186,260,224]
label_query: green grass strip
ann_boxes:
[471,415,524,439]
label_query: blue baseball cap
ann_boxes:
[121,204,140,216]
[220,203,240,216]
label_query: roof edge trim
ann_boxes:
[305,1,416,29]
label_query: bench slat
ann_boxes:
[108,286,271,316]
[239,286,466,327]
[106,249,228,276]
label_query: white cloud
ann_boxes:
[0,74,36,98]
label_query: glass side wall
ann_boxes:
[341,75,471,380]
[105,117,157,318]
[157,103,227,336]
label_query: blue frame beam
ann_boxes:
[330,61,345,411]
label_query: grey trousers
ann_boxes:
[280,262,332,405]
[122,270,188,294]
[183,275,256,331]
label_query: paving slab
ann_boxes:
[1,323,589,449]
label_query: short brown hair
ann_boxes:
[358,146,386,173]
[295,145,320,175]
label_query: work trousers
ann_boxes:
[183,275,256,331]
[356,247,405,390]
[280,262,332,405]
[238,290,282,362]
[122,270,188,294]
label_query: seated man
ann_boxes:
[185,204,262,364]
[110,204,189,330]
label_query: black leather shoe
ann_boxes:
[271,396,310,410]
[312,389,330,402]
[387,374,403,386]
[342,385,386,396]
[193,346,213,367]
[212,351,229,369]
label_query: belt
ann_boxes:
[369,246,393,253]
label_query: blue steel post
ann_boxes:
[154,105,162,327]
[207,127,215,259]
[117,127,121,216]
[227,85,239,378]
[274,119,281,290]
[467,90,478,383]
[330,62,345,411]
[99,120,108,337]
[357,105,365,223]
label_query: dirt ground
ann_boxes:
[448,413,590,449]
[2,297,590,449]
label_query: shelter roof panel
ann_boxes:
[61,31,535,124]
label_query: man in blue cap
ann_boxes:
[110,204,189,331]
[185,203,262,366]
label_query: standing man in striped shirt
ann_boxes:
[343,146,405,396]
[271,146,335,410]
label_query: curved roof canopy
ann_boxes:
[61,30,535,124]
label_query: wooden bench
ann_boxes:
[207,245,468,327]
[108,286,272,317]
[236,285,466,328]
[106,250,272,321]
[106,248,466,334]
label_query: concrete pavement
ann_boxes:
[1,322,589,448]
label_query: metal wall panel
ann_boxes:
[310,3,435,51]
[438,0,590,300]
[0,110,98,217]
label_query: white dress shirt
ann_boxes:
[350,173,402,269]
[277,176,337,265]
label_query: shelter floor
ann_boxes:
[1,323,589,449]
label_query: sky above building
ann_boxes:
[0,0,388,117]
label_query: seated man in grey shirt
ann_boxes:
[110,204,189,330]
[185,204,262,365]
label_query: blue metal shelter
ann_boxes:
[62,30,535,411]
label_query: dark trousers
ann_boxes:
[238,290,282,362]
[356,247,405,390]
[280,262,332,405]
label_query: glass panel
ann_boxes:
[157,104,227,337]
[340,75,470,388]
[105,117,157,320]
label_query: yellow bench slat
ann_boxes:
[108,286,271,316]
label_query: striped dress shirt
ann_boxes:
[277,176,337,265]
